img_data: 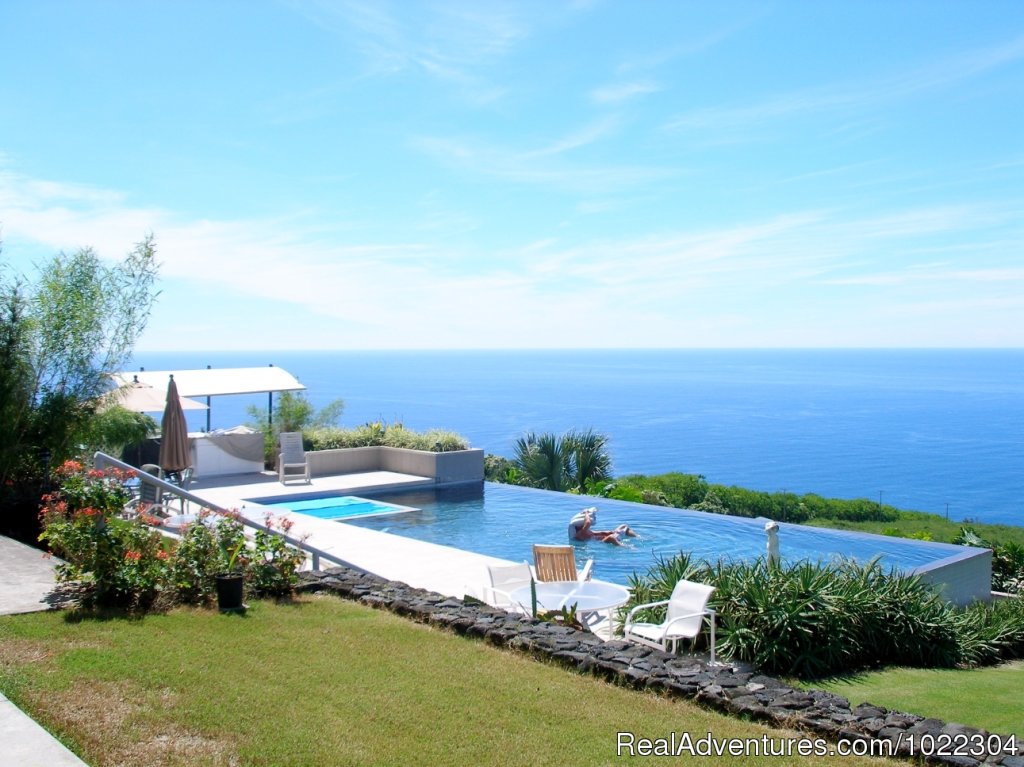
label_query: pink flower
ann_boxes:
[124,550,142,562]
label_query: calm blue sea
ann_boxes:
[128,349,1024,527]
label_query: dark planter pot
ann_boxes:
[215,572,245,612]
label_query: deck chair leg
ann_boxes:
[708,612,717,666]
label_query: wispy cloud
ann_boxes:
[665,34,1024,140]
[3,165,1021,349]
[614,13,765,74]
[413,121,677,193]
[286,0,530,102]
[823,266,1024,287]
[589,81,660,105]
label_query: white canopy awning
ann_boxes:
[111,366,306,430]
[112,367,306,398]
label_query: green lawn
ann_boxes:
[0,595,900,767]
[805,662,1024,736]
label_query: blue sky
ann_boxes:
[1,1,1022,350]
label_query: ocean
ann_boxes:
[127,349,1024,527]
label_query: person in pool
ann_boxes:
[568,506,638,546]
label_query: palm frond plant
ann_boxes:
[511,428,613,493]
[513,431,573,492]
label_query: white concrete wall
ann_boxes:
[306,447,484,486]
[914,547,992,606]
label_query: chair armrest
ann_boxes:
[624,599,671,625]
[661,609,713,635]
[484,585,531,612]
[578,559,594,582]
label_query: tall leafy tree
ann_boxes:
[0,236,160,539]
[246,391,345,467]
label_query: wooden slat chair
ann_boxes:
[532,544,593,583]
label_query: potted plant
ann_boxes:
[214,514,247,612]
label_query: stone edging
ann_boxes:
[297,567,1023,767]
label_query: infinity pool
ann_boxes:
[343,483,978,587]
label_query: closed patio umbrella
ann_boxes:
[159,375,192,475]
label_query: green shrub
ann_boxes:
[585,472,898,524]
[39,460,170,609]
[246,514,306,597]
[167,516,221,604]
[40,462,307,610]
[624,554,1023,679]
[168,511,306,603]
[306,422,469,452]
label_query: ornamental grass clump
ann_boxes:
[626,553,1024,679]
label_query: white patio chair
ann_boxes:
[278,431,311,484]
[483,561,534,614]
[623,579,717,663]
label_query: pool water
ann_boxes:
[345,483,974,586]
[261,495,416,521]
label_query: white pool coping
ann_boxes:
[187,471,518,601]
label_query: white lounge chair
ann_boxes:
[278,431,310,484]
[532,544,593,583]
[483,561,534,613]
[623,579,717,663]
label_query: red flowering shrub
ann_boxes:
[39,462,169,609]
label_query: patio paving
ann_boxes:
[0,535,73,617]
[189,470,516,600]
[0,536,90,767]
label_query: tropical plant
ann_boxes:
[625,552,1024,679]
[513,431,572,491]
[954,527,1024,595]
[511,428,612,493]
[82,405,158,458]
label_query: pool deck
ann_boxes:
[186,470,520,601]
